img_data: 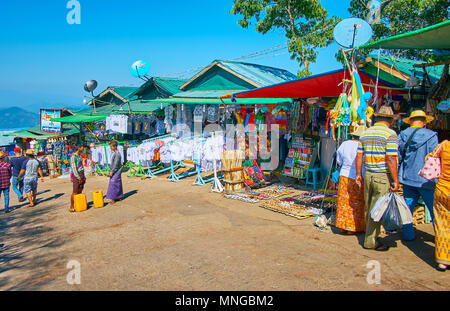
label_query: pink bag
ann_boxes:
[418,141,447,180]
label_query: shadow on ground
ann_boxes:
[0,202,69,290]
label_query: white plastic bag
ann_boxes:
[393,193,413,225]
[371,192,413,225]
[371,193,391,222]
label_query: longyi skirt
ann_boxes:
[106,172,123,201]
[434,186,450,265]
[336,176,366,233]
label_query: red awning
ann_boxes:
[232,69,406,99]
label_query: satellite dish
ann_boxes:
[366,0,381,25]
[333,18,373,49]
[84,80,98,93]
[130,60,150,78]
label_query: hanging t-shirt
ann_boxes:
[207,105,219,123]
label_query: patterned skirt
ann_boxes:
[336,176,366,233]
[434,186,450,265]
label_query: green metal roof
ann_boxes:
[143,97,292,105]
[365,54,444,85]
[72,104,117,115]
[112,100,170,113]
[129,77,187,99]
[172,90,244,99]
[180,60,297,92]
[107,86,140,100]
[219,60,297,87]
[360,20,450,50]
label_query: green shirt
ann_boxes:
[70,153,84,179]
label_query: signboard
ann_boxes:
[40,109,62,133]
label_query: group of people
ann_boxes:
[0,140,124,214]
[69,140,124,212]
[0,148,45,212]
[335,107,449,272]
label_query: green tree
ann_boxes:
[349,0,449,61]
[231,0,340,77]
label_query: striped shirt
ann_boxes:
[357,123,399,173]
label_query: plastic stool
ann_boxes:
[305,167,323,190]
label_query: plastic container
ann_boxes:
[93,190,104,208]
[74,194,87,212]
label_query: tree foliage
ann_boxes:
[231,0,341,77]
[349,0,449,61]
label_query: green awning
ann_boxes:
[50,114,108,123]
[143,97,292,105]
[5,128,80,140]
[360,20,450,50]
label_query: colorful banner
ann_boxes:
[40,109,62,133]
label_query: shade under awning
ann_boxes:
[232,69,406,99]
[50,114,108,123]
[143,97,292,105]
[359,20,450,50]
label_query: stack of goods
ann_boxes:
[243,159,271,188]
[413,205,425,225]
[106,114,162,136]
[222,150,245,194]
[283,136,315,179]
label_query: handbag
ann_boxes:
[418,141,447,180]
[331,167,341,184]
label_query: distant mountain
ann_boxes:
[0,107,40,130]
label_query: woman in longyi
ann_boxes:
[429,140,450,272]
[335,126,366,234]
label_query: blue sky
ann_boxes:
[0,0,352,111]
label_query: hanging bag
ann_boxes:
[418,140,447,180]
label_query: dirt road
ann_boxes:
[0,174,448,290]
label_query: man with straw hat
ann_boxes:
[17,149,44,207]
[0,151,12,213]
[356,105,400,251]
[399,110,438,242]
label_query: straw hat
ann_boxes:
[402,110,434,124]
[373,105,399,119]
[25,149,35,156]
[350,126,366,137]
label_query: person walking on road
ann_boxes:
[0,151,12,213]
[105,140,123,204]
[356,106,400,251]
[70,144,86,213]
[18,150,44,207]
[335,126,366,234]
[9,147,27,202]
[398,110,438,242]
[428,140,450,272]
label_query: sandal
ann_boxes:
[374,243,390,252]
[436,264,448,272]
[69,208,76,213]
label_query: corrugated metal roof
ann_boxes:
[153,78,187,95]
[112,100,170,113]
[367,54,444,85]
[172,90,244,98]
[73,104,117,115]
[108,86,139,100]
[219,60,297,87]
